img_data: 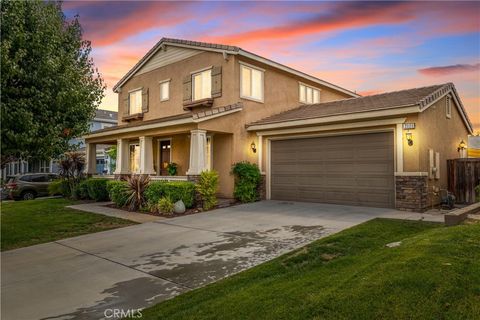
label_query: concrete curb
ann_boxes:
[444,202,480,226]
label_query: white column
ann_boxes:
[85,143,97,174]
[257,134,263,173]
[114,139,130,174]
[139,136,155,174]
[187,129,208,175]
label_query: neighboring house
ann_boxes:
[84,38,474,212]
[2,109,118,179]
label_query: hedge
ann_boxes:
[106,180,129,207]
[48,179,70,197]
[86,178,109,201]
[231,162,261,203]
[145,181,195,209]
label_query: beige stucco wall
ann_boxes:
[417,96,469,201]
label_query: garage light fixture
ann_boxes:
[251,141,257,153]
[406,131,413,146]
[457,140,467,152]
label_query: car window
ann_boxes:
[19,175,32,182]
[30,174,47,182]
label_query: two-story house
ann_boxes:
[84,38,473,212]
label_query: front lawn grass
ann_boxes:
[141,218,480,320]
[1,198,136,251]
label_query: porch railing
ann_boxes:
[150,175,188,182]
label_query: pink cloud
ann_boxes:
[418,63,480,76]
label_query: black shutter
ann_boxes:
[211,66,222,98]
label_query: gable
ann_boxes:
[136,46,203,76]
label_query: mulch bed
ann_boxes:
[105,199,239,219]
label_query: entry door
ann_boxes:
[159,140,171,175]
[270,132,395,208]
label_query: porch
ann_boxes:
[85,129,234,195]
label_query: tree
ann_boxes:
[1,0,105,167]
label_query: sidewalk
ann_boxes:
[68,202,162,223]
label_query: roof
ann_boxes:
[94,109,118,122]
[247,83,473,133]
[112,37,359,98]
[85,102,243,139]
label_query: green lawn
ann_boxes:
[141,219,480,320]
[1,198,136,251]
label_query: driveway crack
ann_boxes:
[53,241,194,290]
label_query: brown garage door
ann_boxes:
[270,132,395,208]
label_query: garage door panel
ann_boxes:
[270,132,394,208]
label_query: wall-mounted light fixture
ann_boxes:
[406,131,413,146]
[457,140,467,152]
[250,141,257,153]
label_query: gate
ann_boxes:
[447,158,480,204]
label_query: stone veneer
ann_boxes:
[258,174,267,200]
[395,174,428,212]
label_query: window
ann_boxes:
[129,89,143,114]
[192,69,211,101]
[446,96,452,119]
[31,174,47,182]
[129,144,140,173]
[299,83,320,104]
[240,64,264,101]
[160,80,170,101]
[40,160,50,173]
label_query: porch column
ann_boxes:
[139,136,155,174]
[114,139,130,174]
[187,129,208,175]
[85,142,97,174]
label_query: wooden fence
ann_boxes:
[447,158,480,204]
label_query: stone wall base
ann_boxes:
[258,174,266,200]
[395,174,428,212]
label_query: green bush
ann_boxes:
[158,196,174,215]
[86,178,109,201]
[475,184,480,202]
[48,179,70,197]
[106,180,129,207]
[145,181,195,209]
[231,162,261,203]
[196,170,219,210]
[77,179,90,199]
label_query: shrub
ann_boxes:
[77,179,90,199]
[125,175,150,211]
[145,181,195,209]
[48,179,70,197]
[86,178,109,201]
[231,162,261,203]
[196,170,219,210]
[107,180,129,207]
[476,184,480,202]
[158,196,174,215]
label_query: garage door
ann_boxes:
[270,132,395,208]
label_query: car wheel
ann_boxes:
[21,191,35,200]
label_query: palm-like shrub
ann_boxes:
[58,151,85,199]
[125,174,150,211]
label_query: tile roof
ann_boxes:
[95,109,118,121]
[192,102,243,120]
[161,37,240,53]
[248,84,449,127]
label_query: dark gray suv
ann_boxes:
[5,173,58,200]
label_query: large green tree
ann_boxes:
[1,0,105,167]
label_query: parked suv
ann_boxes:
[6,173,58,200]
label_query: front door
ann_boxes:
[159,140,171,175]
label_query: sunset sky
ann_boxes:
[63,1,480,130]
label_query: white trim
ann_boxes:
[247,106,418,131]
[128,87,143,93]
[239,62,264,103]
[266,138,271,199]
[157,138,172,175]
[190,65,213,75]
[159,80,170,102]
[158,78,171,84]
[193,108,242,123]
[85,118,193,139]
[239,61,266,72]
[298,82,321,104]
[396,123,404,173]
[253,118,406,136]
[446,96,452,119]
[257,135,263,173]
[394,172,428,176]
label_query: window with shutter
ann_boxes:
[211,66,222,98]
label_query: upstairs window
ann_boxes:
[129,89,143,114]
[240,64,264,102]
[446,96,452,119]
[160,79,170,101]
[299,83,320,104]
[192,69,211,101]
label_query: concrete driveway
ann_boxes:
[2,201,411,320]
